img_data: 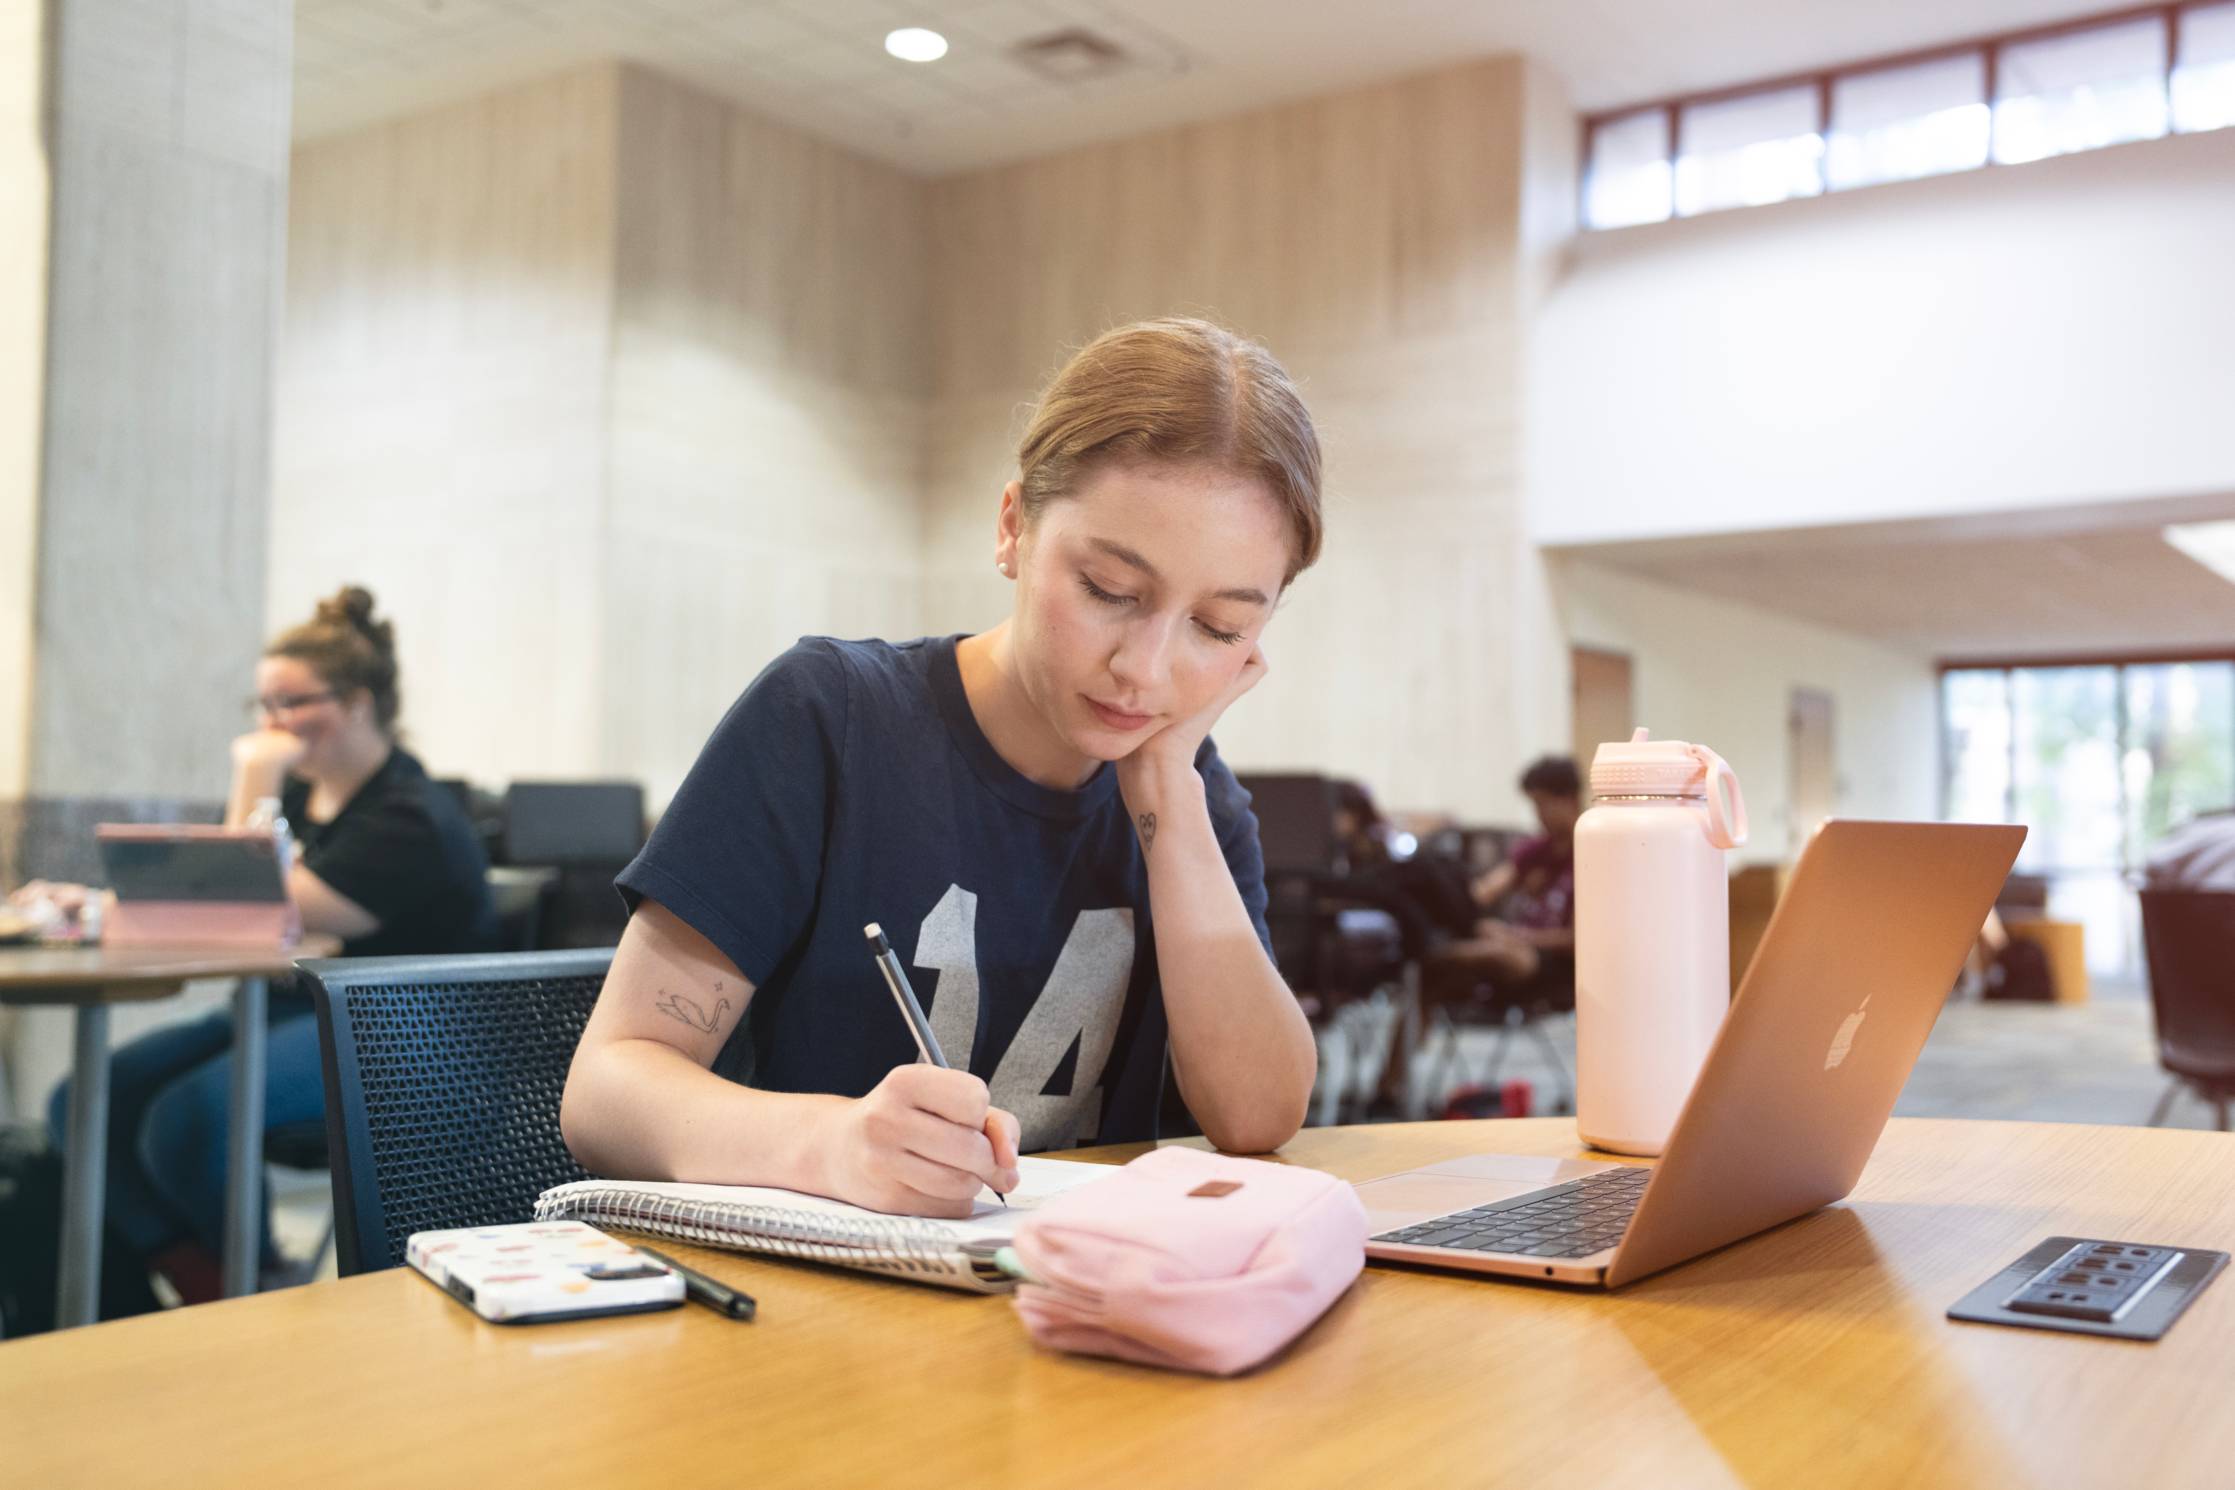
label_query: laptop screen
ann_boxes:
[97,833,288,904]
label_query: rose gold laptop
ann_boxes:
[1358,819,2026,1288]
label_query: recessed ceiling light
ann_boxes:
[2164,521,2235,587]
[885,28,948,63]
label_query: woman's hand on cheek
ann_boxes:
[1117,644,1268,801]
[231,728,309,773]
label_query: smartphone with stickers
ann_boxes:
[407,1219,684,1324]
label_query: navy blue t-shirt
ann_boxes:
[616,635,1275,1152]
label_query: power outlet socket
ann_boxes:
[2005,1241,2181,1323]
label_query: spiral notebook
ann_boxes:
[533,1157,1114,1293]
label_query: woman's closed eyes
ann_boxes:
[1077,574,1246,646]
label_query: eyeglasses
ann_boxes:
[247,690,336,719]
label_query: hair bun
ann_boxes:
[314,585,393,658]
[316,584,375,625]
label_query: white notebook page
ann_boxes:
[540,1155,1113,1243]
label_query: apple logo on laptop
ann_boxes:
[1824,997,1871,1070]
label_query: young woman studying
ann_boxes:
[36,587,498,1303]
[562,317,1324,1217]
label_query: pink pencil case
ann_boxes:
[1008,1146,1368,1377]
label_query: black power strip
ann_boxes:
[1949,1235,2229,1341]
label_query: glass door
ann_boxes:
[1941,658,2235,980]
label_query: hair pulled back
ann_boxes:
[1016,317,1323,583]
[266,585,401,731]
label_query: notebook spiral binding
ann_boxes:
[533,1186,967,1279]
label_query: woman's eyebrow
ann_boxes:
[1086,537,1270,607]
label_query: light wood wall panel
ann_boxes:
[924,58,1563,818]
[273,66,621,786]
[601,67,931,804]
[277,63,931,803]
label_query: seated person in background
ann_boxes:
[36,586,498,1305]
[562,318,1324,1214]
[1463,755,1581,997]
[2145,808,2235,891]
[1333,781,1480,939]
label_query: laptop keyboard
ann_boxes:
[1372,1166,1652,1259]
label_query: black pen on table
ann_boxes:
[637,1245,756,1321]
[864,921,1009,1206]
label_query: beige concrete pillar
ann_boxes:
[3,0,292,888]
[0,2,51,886]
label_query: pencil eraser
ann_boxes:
[863,922,885,942]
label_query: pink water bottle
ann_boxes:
[1574,728,1749,1156]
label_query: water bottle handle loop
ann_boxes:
[1687,745,1749,850]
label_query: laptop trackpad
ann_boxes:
[1355,1154,1623,1231]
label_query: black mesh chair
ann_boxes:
[498,782,647,949]
[1234,773,1435,1125]
[302,949,613,1274]
[2138,889,2235,1131]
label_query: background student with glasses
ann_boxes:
[26,586,498,1312]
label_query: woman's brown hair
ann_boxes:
[266,585,401,732]
[1016,318,1323,583]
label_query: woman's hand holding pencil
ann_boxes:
[828,1065,1021,1219]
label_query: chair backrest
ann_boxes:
[499,781,646,866]
[1996,872,2053,920]
[1235,773,1340,875]
[302,949,613,1275]
[484,865,558,953]
[2137,889,2235,1086]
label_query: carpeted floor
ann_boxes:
[1328,980,2232,1134]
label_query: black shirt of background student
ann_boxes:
[281,747,499,960]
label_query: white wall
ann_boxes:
[1555,559,1940,859]
[1530,128,2235,546]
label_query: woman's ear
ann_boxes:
[994,481,1024,579]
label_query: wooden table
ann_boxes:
[4,1117,2233,1488]
[0,938,338,1322]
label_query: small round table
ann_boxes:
[0,937,339,1327]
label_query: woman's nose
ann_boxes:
[1108,615,1176,694]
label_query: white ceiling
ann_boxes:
[291,0,2134,176]
[1560,495,2235,662]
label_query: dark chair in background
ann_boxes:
[1417,820,1576,1118]
[498,782,647,949]
[1995,872,2053,922]
[1416,956,1576,1118]
[303,949,612,1274]
[485,866,559,952]
[1235,773,1435,1126]
[433,776,507,862]
[259,1118,338,1287]
[2138,889,2235,1131]
[1243,774,1368,1000]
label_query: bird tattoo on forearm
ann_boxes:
[653,989,729,1034]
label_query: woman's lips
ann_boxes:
[1086,697,1154,732]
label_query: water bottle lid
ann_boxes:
[1589,729,1749,849]
[1590,728,1707,796]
